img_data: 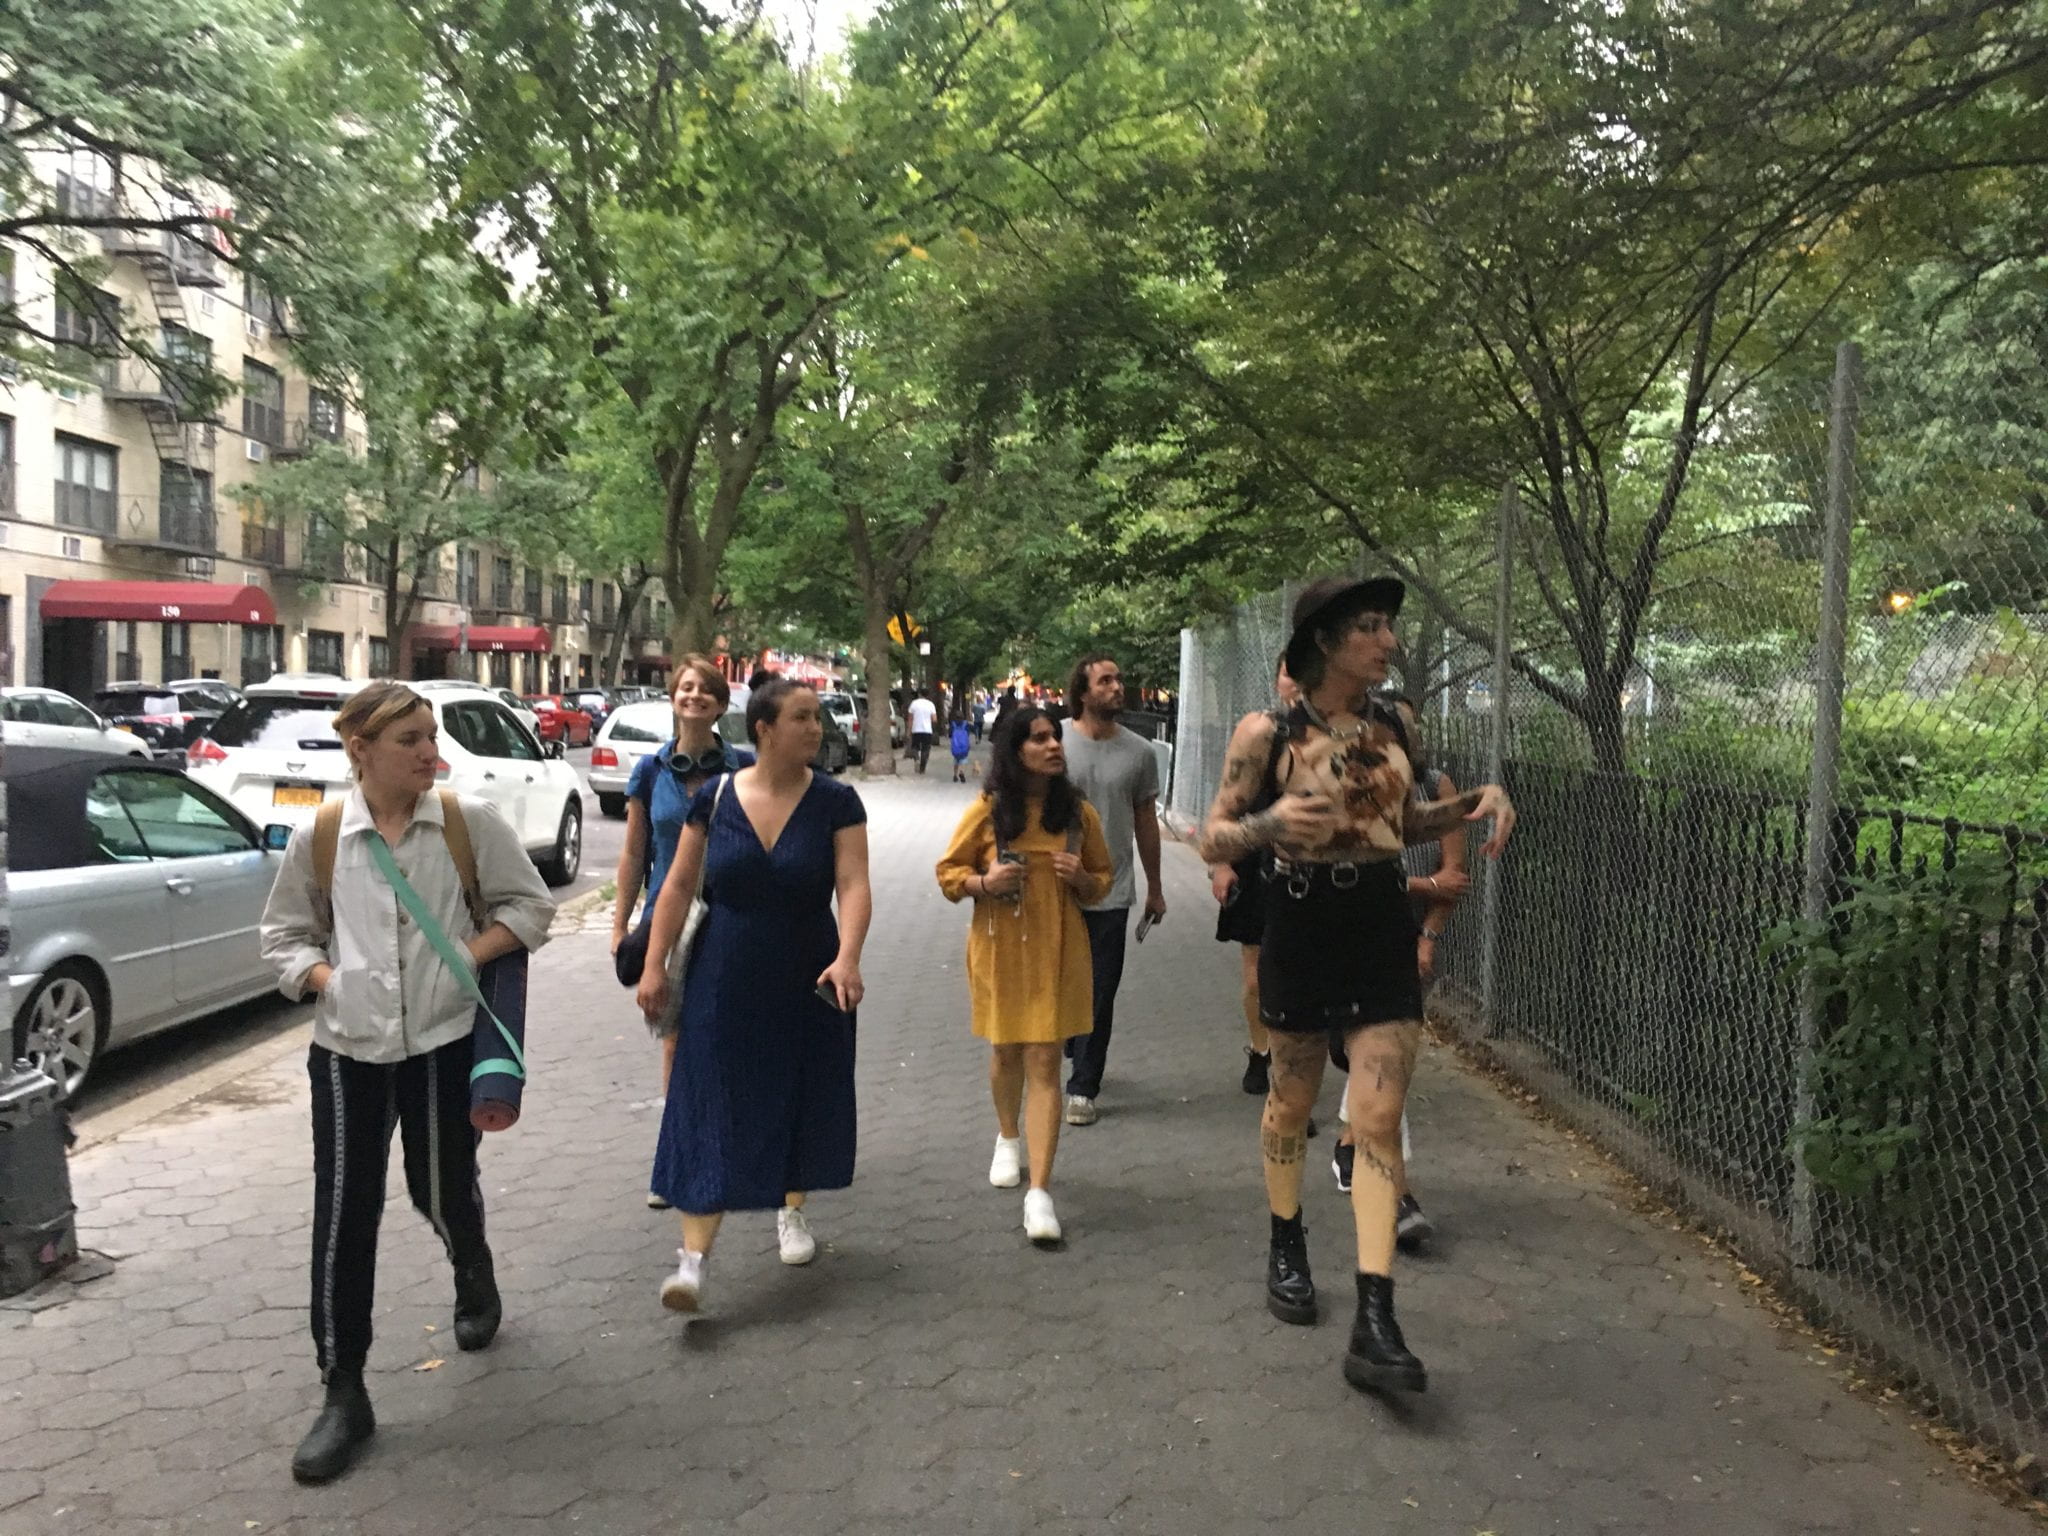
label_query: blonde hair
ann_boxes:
[671,654,731,710]
[333,680,432,778]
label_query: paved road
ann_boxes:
[3,774,2030,1535]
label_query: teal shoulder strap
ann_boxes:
[365,832,524,1085]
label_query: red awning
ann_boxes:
[38,581,277,625]
[411,624,551,654]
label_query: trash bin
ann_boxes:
[0,1062,77,1298]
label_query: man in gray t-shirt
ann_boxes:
[1058,654,1165,1122]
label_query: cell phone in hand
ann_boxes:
[1135,909,1161,943]
[815,980,845,1012]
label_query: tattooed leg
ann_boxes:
[1240,946,1268,1055]
[1262,1032,1327,1217]
[1344,1021,1422,1274]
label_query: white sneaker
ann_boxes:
[1023,1188,1062,1246]
[777,1206,816,1266]
[1064,1095,1097,1126]
[989,1135,1023,1188]
[660,1248,704,1313]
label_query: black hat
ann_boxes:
[1283,575,1405,684]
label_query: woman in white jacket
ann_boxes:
[260,681,555,1485]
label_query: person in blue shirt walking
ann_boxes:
[949,714,973,782]
[611,654,753,1208]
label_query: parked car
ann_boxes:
[5,748,289,1102]
[565,688,613,730]
[719,704,850,776]
[854,692,905,750]
[414,679,542,740]
[521,694,596,747]
[86,681,237,758]
[2,687,151,759]
[819,691,865,764]
[186,677,586,885]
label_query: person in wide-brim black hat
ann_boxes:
[1281,575,1405,692]
[1195,564,1517,1403]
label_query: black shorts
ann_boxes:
[1257,858,1422,1036]
[1213,854,1266,946]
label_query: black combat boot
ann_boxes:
[1343,1272,1426,1394]
[291,1370,375,1484]
[453,1254,502,1352]
[1266,1209,1317,1325]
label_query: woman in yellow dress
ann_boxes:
[937,706,1112,1246]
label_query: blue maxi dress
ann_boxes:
[650,771,865,1212]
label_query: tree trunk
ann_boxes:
[1583,676,1628,776]
[603,573,650,686]
[859,591,899,777]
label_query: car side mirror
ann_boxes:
[546,740,566,760]
[263,824,293,851]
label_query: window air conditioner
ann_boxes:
[245,439,266,462]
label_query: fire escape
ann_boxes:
[100,192,225,578]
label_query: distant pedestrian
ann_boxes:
[937,706,1112,1245]
[636,677,872,1312]
[1198,575,1514,1397]
[993,687,1019,738]
[949,715,973,781]
[609,655,753,1210]
[259,681,556,1484]
[972,695,988,741]
[907,689,939,772]
[1057,655,1165,1126]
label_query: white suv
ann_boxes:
[186,676,586,885]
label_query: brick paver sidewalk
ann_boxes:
[0,776,2031,1534]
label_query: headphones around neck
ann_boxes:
[666,742,728,776]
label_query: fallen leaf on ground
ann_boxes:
[414,1358,444,1371]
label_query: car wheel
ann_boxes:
[13,962,108,1104]
[540,799,582,887]
[597,792,627,819]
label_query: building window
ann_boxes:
[307,629,344,675]
[0,414,14,516]
[579,578,594,619]
[52,286,118,388]
[53,164,116,220]
[600,583,616,625]
[162,621,192,681]
[552,575,569,622]
[308,386,344,443]
[365,544,391,588]
[159,464,214,547]
[524,566,542,615]
[240,507,285,564]
[54,434,118,533]
[113,621,142,682]
[491,556,513,610]
[369,635,391,677]
[243,270,283,330]
[241,360,285,446]
[240,624,280,687]
[458,547,480,607]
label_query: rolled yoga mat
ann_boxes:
[469,950,528,1132]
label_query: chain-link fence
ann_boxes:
[1172,343,2047,1464]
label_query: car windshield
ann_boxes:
[209,696,349,751]
[95,691,183,715]
[820,694,854,713]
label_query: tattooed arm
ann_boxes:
[1198,713,1337,863]
[1408,782,1517,858]
[1198,713,1284,864]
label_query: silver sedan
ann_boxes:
[7,748,286,1102]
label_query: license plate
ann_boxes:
[272,783,324,808]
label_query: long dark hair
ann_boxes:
[985,705,1080,844]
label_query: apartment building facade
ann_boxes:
[0,149,672,701]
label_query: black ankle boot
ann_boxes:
[453,1254,501,1352]
[1266,1210,1317,1324]
[291,1370,375,1484]
[1344,1272,1426,1394]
